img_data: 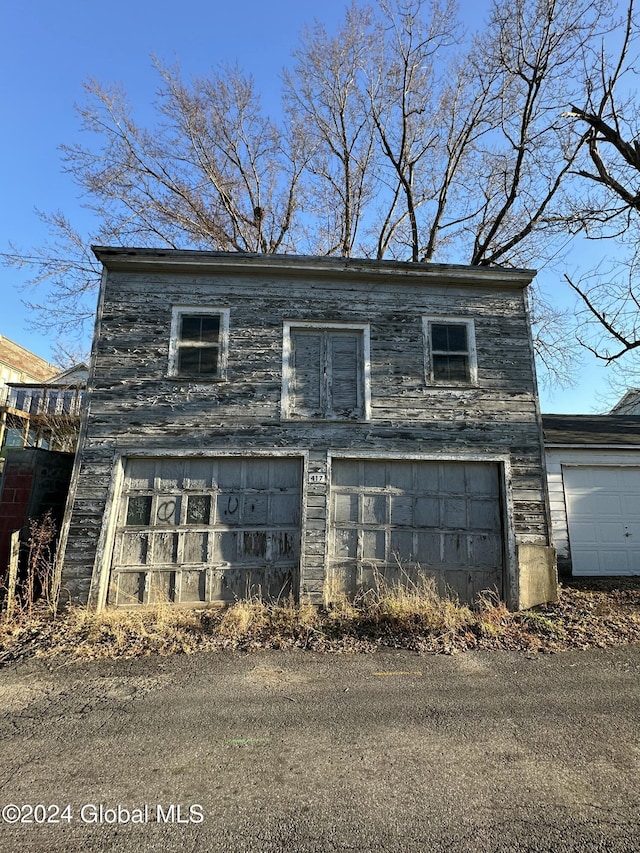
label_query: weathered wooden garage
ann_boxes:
[57,249,556,609]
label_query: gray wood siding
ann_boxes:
[59,256,550,606]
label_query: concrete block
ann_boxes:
[518,543,558,609]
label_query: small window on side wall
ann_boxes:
[423,317,477,385]
[169,307,230,379]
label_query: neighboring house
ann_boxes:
[0,364,88,458]
[609,389,640,415]
[543,415,640,576]
[57,248,556,610]
[0,334,57,402]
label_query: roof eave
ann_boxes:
[91,246,536,289]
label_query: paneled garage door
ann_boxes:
[329,459,504,603]
[564,466,640,575]
[109,456,302,605]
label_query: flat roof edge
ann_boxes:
[91,246,536,287]
[545,443,640,449]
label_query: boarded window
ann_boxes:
[425,319,477,384]
[288,328,365,419]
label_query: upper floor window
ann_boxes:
[169,307,230,379]
[282,322,371,420]
[423,317,477,384]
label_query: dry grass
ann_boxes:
[1,577,640,666]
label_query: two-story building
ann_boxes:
[57,248,557,610]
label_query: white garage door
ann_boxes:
[329,459,504,603]
[109,456,302,605]
[564,466,640,575]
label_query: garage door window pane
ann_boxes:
[363,495,386,524]
[186,495,211,525]
[333,493,358,523]
[335,528,357,558]
[153,532,178,563]
[183,531,208,563]
[127,496,152,526]
[155,496,180,526]
[363,530,385,560]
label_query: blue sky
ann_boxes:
[0,0,622,412]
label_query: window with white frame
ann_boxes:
[169,307,230,379]
[423,317,477,384]
[282,322,370,420]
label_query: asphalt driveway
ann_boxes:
[1,647,639,852]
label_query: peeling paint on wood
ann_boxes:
[57,251,553,609]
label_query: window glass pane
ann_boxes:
[433,354,470,382]
[186,495,211,525]
[432,323,467,352]
[4,427,24,448]
[181,315,220,343]
[178,346,219,375]
[127,496,152,526]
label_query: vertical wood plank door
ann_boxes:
[109,456,302,606]
[329,459,504,604]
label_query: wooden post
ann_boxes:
[5,530,20,619]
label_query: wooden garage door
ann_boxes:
[109,456,302,606]
[329,459,504,603]
[564,466,640,575]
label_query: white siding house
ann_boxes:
[543,415,640,576]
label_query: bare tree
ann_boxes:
[283,3,378,257]
[4,62,306,352]
[463,0,607,268]
[363,0,464,261]
[5,212,101,356]
[66,62,306,254]
[1,0,624,383]
[562,0,640,370]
